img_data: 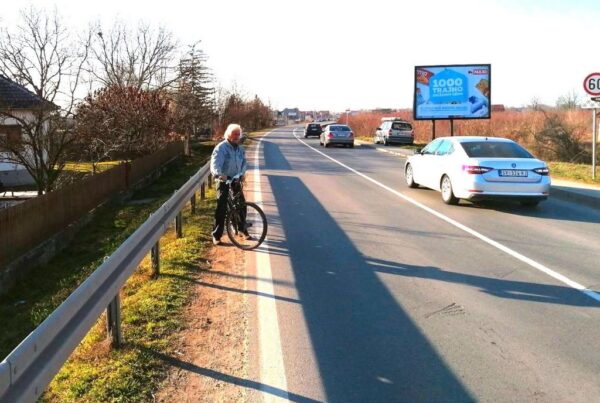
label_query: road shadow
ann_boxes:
[263,132,371,176]
[160,272,300,304]
[142,347,322,403]
[365,257,600,308]
[267,174,475,402]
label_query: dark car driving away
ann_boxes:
[304,123,322,138]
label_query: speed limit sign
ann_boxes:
[583,72,600,96]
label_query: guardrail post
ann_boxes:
[191,192,196,214]
[201,182,206,200]
[106,294,122,348]
[176,212,183,238]
[151,241,160,276]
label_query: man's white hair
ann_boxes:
[224,123,242,140]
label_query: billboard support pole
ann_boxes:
[432,120,436,140]
[450,119,454,136]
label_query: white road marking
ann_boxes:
[253,132,290,402]
[293,131,600,304]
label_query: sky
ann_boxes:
[2,0,598,112]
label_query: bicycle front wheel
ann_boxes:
[226,201,267,250]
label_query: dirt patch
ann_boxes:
[156,241,249,402]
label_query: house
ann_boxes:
[0,75,54,188]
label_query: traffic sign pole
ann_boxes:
[583,72,600,179]
[593,110,597,180]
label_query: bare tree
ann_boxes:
[0,7,91,194]
[556,90,580,110]
[89,21,179,90]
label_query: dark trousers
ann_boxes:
[212,180,246,239]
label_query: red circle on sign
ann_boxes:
[583,72,600,96]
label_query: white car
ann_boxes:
[404,136,551,206]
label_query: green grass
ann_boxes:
[64,161,125,173]
[0,140,216,402]
[548,162,600,185]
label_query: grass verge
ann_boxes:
[548,162,600,186]
[0,140,216,401]
[64,161,125,173]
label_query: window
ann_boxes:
[330,125,350,131]
[460,141,533,158]
[0,125,22,151]
[391,122,412,131]
[435,140,452,156]
[422,139,443,155]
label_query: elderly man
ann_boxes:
[210,123,248,245]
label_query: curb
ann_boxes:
[550,186,600,211]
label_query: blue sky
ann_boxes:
[2,0,598,111]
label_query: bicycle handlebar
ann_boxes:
[224,173,243,185]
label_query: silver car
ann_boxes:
[374,118,414,145]
[320,124,355,148]
[404,136,551,206]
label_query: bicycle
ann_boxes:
[223,174,267,250]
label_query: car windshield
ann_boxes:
[391,122,412,130]
[330,126,350,131]
[460,141,534,158]
[309,124,320,128]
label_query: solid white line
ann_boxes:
[293,132,600,304]
[253,131,290,402]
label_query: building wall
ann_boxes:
[0,110,40,187]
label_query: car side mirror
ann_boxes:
[415,148,423,154]
[376,127,381,130]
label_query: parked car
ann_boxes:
[320,124,354,148]
[404,136,551,206]
[304,123,323,138]
[374,118,414,145]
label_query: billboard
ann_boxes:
[413,64,491,120]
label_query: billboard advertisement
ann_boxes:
[413,64,491,120]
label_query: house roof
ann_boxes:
[0,75,56,110]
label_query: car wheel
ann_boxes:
[441,175,459,205]
[405,164,418,188]
[520,200,540,208]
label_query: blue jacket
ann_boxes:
[210,140,248,179]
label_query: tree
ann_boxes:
[0,7,90,193]
[534,112,588,162]
[171,43,215,145]
[556,90,580,110]
[89,21,179,91]
[75,86,173,166]
[214,85,273,137]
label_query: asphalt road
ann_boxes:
[245,127,600,403]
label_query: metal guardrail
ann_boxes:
[0,161,212,402]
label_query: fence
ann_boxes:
[0,161,213,402]
[0,142,183,270]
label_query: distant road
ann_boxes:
[244,126,600,402]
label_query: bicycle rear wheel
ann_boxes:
[226,201,267,250]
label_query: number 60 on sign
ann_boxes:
[583,72,600,96]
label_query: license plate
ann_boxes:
[499,169,528,177]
